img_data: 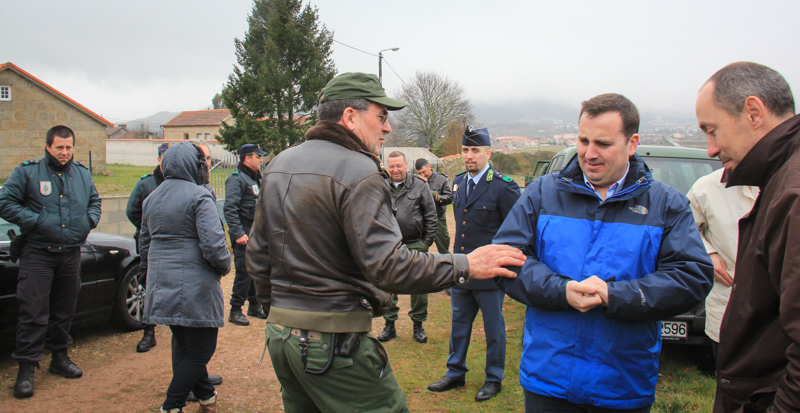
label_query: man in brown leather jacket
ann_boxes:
[246,72,525,413]
[696,62,800,412]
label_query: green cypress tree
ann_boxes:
[219,0,335,155]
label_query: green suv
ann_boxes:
[529,145,722,346]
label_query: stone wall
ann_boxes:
[106,139,236,166]
[94,196,136,238]
[437,154,465,180]
[0,69,108,180]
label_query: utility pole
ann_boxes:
[378,47,399,84]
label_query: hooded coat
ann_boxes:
[140,142,231,328]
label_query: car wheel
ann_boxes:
[114,265,145,330]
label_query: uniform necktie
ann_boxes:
[467,179,476,202]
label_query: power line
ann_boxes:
[380,57,406,86]
[261,4,407,85]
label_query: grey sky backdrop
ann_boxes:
[2,0,799,125]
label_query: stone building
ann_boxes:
[0,62,113,179]
[161,109,233,141]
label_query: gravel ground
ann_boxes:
[0,271,285,413]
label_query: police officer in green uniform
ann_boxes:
[415,158,453,294]
[125,142,169,353]
[377,151,437,344]
[224,143,268,326]
[0,125,102,399]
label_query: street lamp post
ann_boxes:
[378,47,399,84]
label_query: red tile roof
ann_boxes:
[163,109,232,127]
[0,62,113,127]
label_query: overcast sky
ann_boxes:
[3,0,799,124]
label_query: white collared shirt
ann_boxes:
[583,162,630,201]
[687,168,758,342]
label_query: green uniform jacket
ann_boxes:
[126,168,162,252]
[0,157,102,250]
[224,167,260,239]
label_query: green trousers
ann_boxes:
[266,323,409,413]
[384,240,428,323]
[434,213,450,254]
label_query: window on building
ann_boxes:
[197,133,202,139]
[204,133,210,140]
[184,133,189,140]
[0,85,10,101]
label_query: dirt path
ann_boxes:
[0,273,285,413]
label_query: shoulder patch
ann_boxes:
[455,171,467,177]
[140,173,153,179]
[502,176,514,183]
[74,161,89,169]
[232,171,239,175]
[20,159,38,166]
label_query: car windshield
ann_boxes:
[0,217,19,242]
[643,157,722,195]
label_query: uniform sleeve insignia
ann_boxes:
[232,171,239,175]
[502,176,514,183]
[486,169,494,182]
[453,183,459,192]
[21,160,38,166]
[252,184,259,195]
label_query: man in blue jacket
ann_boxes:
[0,125,102,399]
[493,94,713,412]
[428,127,520,402]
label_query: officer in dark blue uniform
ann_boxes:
[224,143,268,326]
[428,126,520,402]
[0,125,102,399]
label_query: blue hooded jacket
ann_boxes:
[494,154,713,409]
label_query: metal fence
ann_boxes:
[208,153,267,199]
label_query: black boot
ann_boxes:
[228,307,250,326]
[14,361,37,399]
[413,322,428,343]
[247,305,268,320]
[377,320,396,342]
[48,349,82,378]
[136,325,157,353]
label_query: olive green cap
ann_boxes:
[319,72,407,111]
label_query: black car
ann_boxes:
[0,217,144,347]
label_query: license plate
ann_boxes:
[662,321,687,340]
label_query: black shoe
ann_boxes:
[208,374,223,385]
[377,321,396,342]
[413,322,428,343]
[475,381,502,401]
[228,308,250,326]
[136,325,157,353]
[428,375,465,392]
[14,361,37,399]
[247,305,268,319]
[48,350,82,379]
[186,391,198,402]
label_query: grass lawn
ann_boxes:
[91,164,154,196]
[382,293,716,412]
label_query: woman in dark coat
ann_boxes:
[140,141,231,413]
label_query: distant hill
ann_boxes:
[119,111,182,135]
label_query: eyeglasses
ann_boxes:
[357,109,389,125]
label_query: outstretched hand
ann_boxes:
[467,245,526,281]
